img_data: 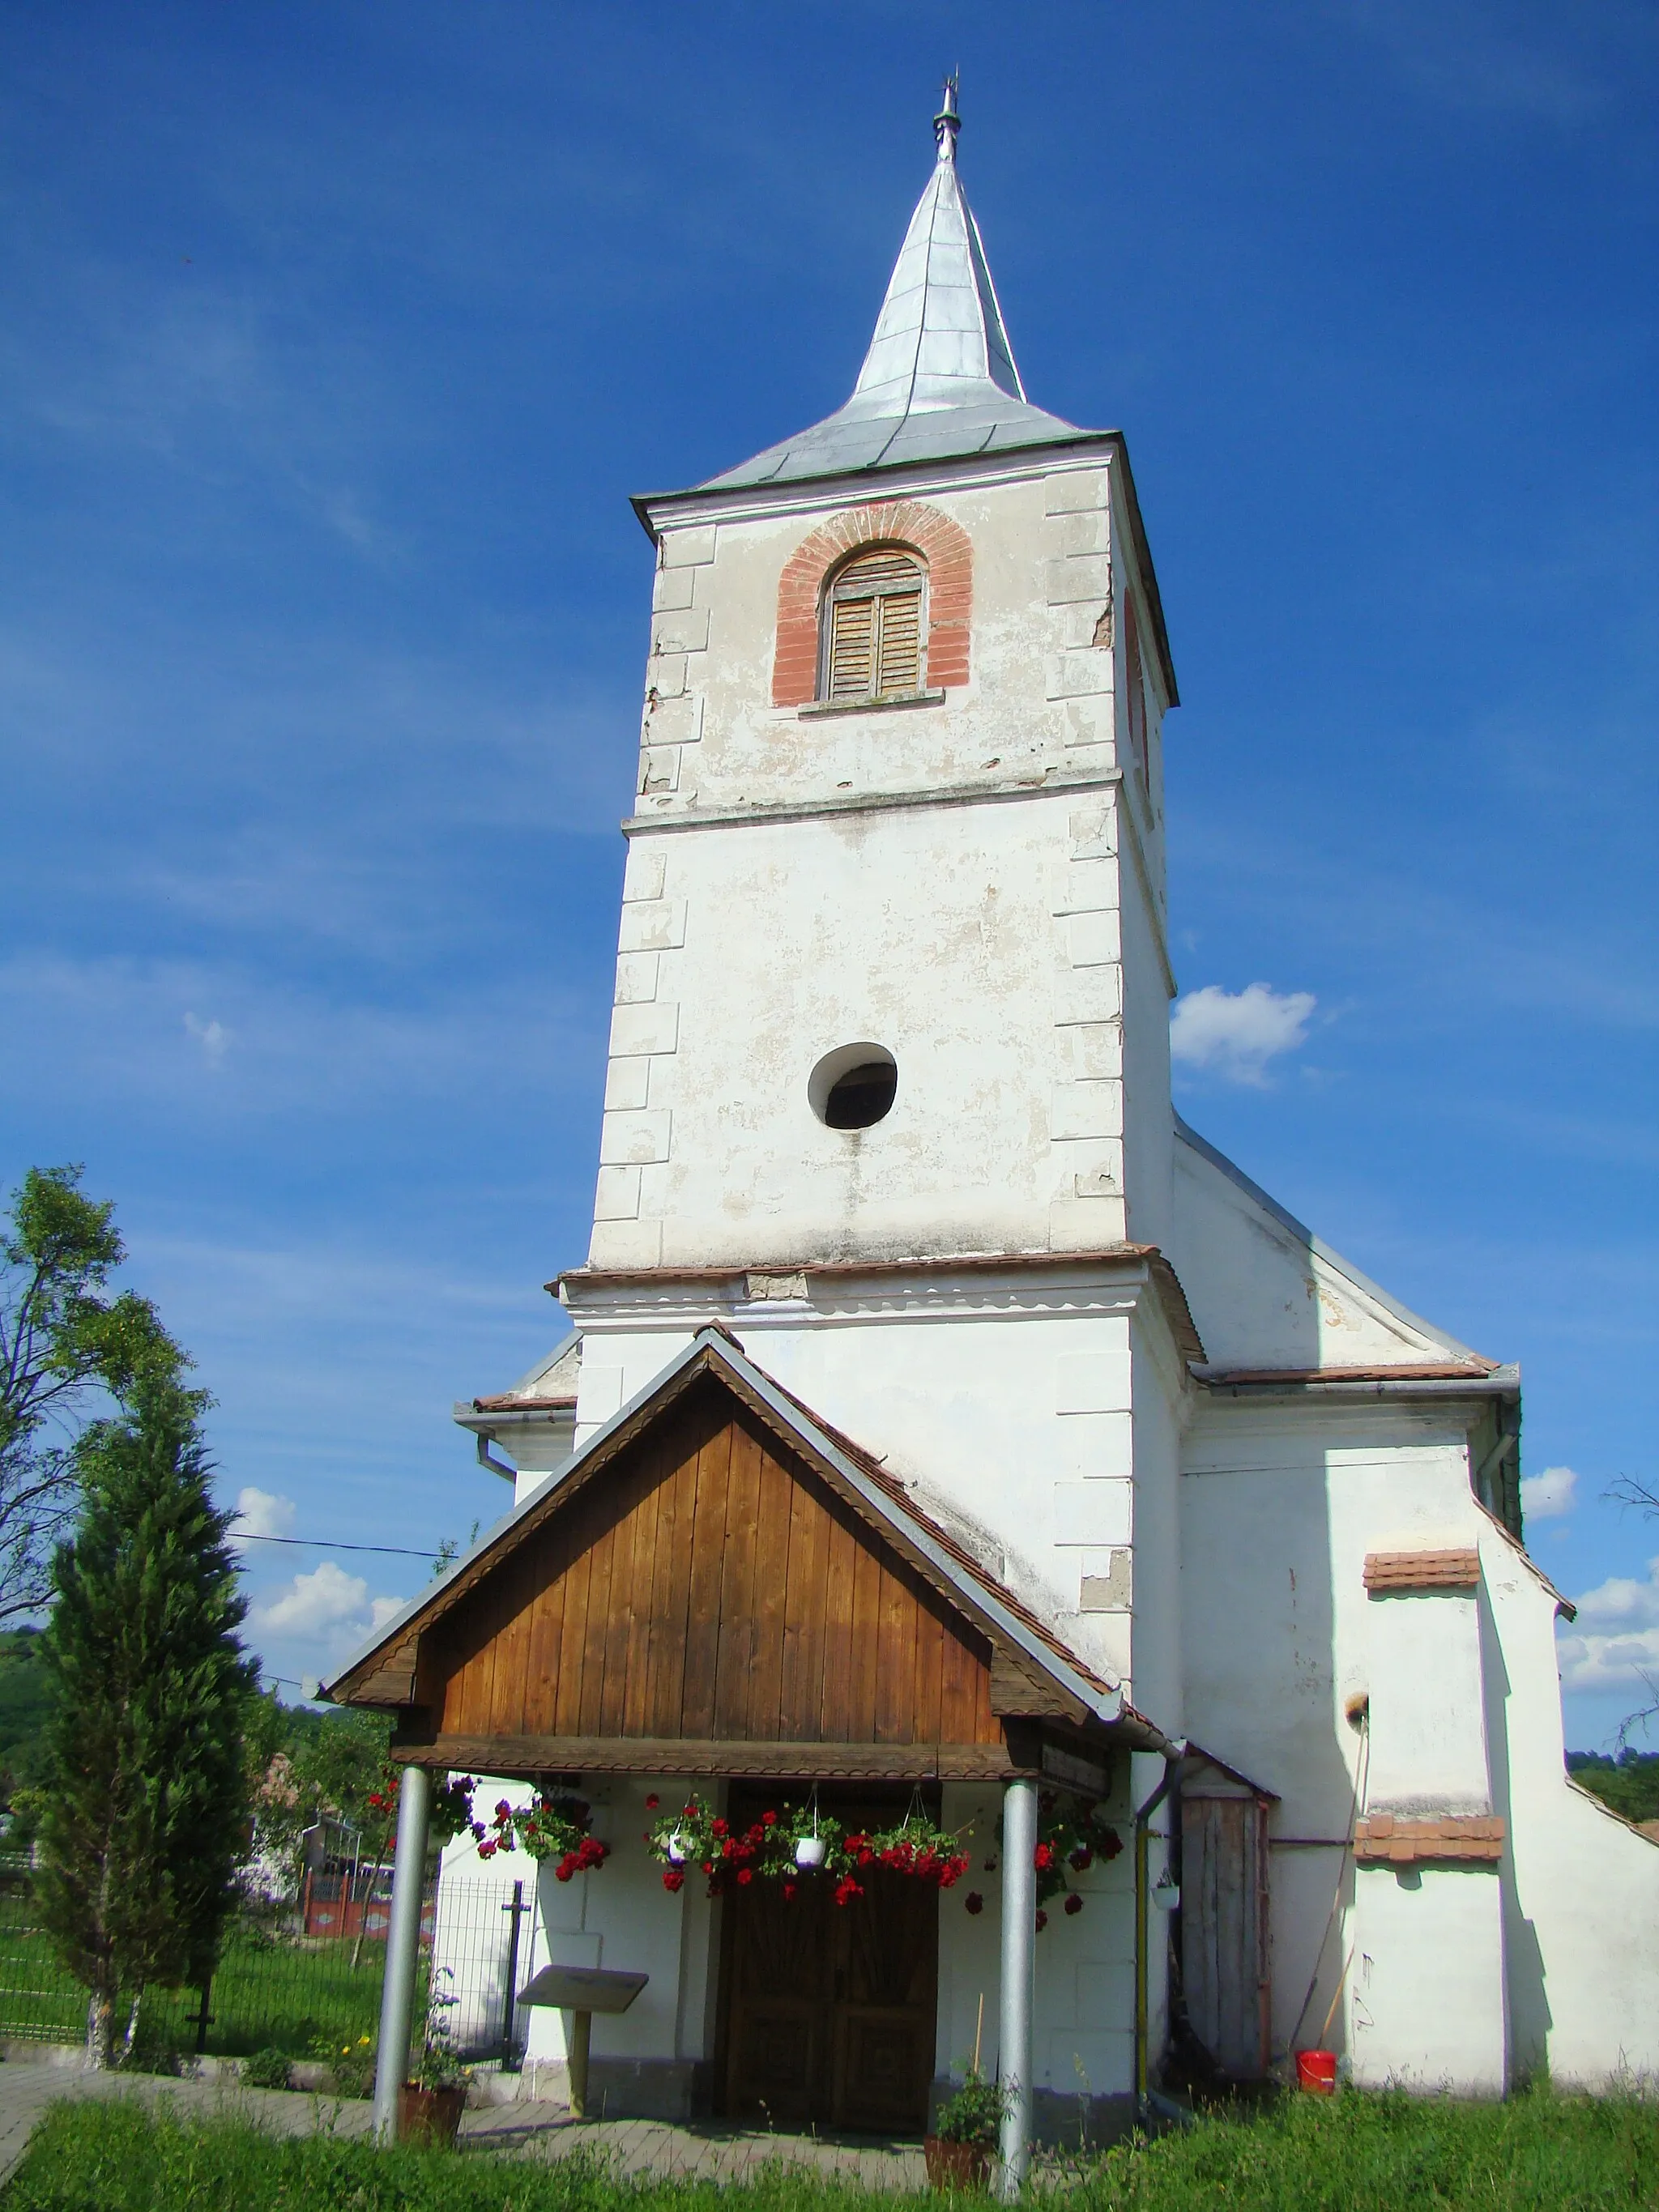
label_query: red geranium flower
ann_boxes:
[762,1810,777,1826]
[1064,1894,1084,1916]
[1035,1910,1048,1932]
[645,1794,659,1810]
[965,1892,984,1916]
[663,1865,685,1892]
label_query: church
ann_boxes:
[326,91,1659,2154]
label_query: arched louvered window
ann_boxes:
[819,546,926,703]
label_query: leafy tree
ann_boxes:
[1,1166,198,1620]
[36,1389,256,2065]
[1567,1750,1659,1826]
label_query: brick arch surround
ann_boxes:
[772,501,973,708]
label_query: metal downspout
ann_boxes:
[373,1763,432,2142]
[1133,1749,1183,2119]
[996,1775,1038,2198]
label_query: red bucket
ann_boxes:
[1296,2049,1337,2095]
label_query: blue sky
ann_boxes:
[1,3,1653,1745]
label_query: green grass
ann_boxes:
[6,2088,1659,2211]
[0,1920,386,2059]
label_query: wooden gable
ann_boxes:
[388,1373,1016,1779]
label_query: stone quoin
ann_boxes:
[326,83,1659,2152]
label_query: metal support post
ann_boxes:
[997,1775,1037,2198]
[372,1762,432,2143]
[501,1880,526,2069]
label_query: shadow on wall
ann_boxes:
[1479,1579,1550,2077]
[1179,1432,1354,2071]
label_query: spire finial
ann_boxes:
[933,74,961,164]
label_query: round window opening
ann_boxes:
[809,1043,898,1132]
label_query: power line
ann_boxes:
[232,1533,440,1559]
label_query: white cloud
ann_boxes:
[1557,1555,1659,1693]
[231,1485,296,1543]
[254,1559,372,1638]
[184,1010,231,1067]
[1521,1464,1578,1521]
[1170,982,1317,1085]
[370,1595,405,1630]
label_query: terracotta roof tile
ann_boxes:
[1355,1813,1504,1865]
[1364,1549,1482,1594]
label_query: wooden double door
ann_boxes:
[718,1789,938,2133]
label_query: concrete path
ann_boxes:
[0,2052,928,2190]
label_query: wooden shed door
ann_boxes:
[720,1792,937,2133]
[1180,1790,1271,2080]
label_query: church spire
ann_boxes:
[848,78,1026,416]
[934,74,961,164]
[702,85,1081,490]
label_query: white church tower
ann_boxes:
[574,80,1185,1714]
[335,89,1659,2140]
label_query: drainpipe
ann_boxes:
[1133,1743,1186,2120]
[373,1762,432,2142]
[996,1775,1038,2199]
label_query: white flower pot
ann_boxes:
[795,1835,828,1869]
[666,1833,688,1865]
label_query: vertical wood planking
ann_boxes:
[778,1468,830,1738]
[486,1549,535,1738]
[874,1567,919,1744]
[521,1527,569,1736]
[913,1598,945,1744]
[622,1438,667,1734]
[818,1509,859,1740]
[407,1396,1009,1761]
[577,1504,619,1735]
[552,1506,595,1737]
[938,1619,978,1745]
[713,1418,765,1737]
[598,1460,646,1737]
[848,1545,881,1743]
[744,1439,795,1738]
[644,1413,697,1736]
[680,1415,734,1738]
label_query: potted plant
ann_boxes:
[399,1974,470,2149]
[925,2067,1008,2191]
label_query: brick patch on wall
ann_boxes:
[1354,1813,1505,1865]
[772,501,972,706]
[1363,1548,1481,1594]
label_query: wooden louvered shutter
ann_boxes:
[828,595,876,700]
[875,588,921,695]
[822,548,925,701]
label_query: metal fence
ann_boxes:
[0,1863,529,2068]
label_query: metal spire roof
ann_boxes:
[703,83,1086,491]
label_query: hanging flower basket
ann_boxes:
[982,1790,1123,1920]
[646,1794,969,1902]
[471,1790,609,1882]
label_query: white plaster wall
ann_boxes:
[591,788,1132,1272]
[1116,826,1174,1253]
[434,1779,543,2053]
[1179,1402,1503,2073]
[1366,1588,1491,1815]
[1121,1326,1183,1725]
[936,1770,1140,2105]
[592,447,1179,1279]
[1480,1525,1659,2085]
[1168,1133,1476,1373]
[1349,1865,1507,2091]
[639,462,1124,829]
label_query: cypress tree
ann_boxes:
[36,1389,256,2065]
